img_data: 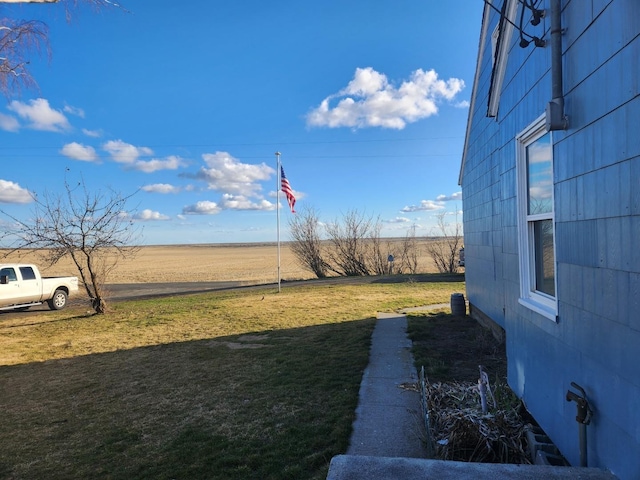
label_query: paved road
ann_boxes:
[105,274,433,302]
[105,280,257,301]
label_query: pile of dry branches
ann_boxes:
[424,380,531,464]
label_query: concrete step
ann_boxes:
[326,455,618,480]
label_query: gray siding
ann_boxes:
[461,1,640,478]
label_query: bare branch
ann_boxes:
[426,211,463,274]
[0,19,49,96]
[0,0,125,7]
[288,208,423,279]
[0,0,127,96]
[0,177,140,314]
[324,210,377,276]
[288,205,329,279]
[394,225,420,274]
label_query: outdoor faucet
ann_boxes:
[566,382,593,467]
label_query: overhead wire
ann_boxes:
[0,135,465,159]
[0,135,464,151]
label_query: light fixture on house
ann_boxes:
[483,0,546,49]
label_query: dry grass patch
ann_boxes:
[1,279,460,366]
[423,380,530,464]
[407,310,532,465]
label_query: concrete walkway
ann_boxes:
[326,309,618,480]
[345,312,427,458]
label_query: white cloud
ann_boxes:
[385,216,412,224]
[455,100,470,108]
[182,200,222,215]
[0,113,20,132]
[529,183,553,201]
[306,67,465,130]
[60,142,98,162]
[528,140,552,164]
[219,194,275,211]
[194,152,274,197]
[0,179,33,204]
[63,105,85,118]
[435,192,462,202]
[134,155,187,173]
[82,128,102,138]
[341,67,388,96]
[142,183,181,194]
[101,141,184,172]
[7,98,71,132]
[133,209,170,221]
[102,139,153,164]
[401,200,445,213]
[401,192,461,213]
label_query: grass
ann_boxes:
[0,277,463,479]
[406,310,507,383]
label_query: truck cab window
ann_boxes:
[0,268,17,282]
[19,267,37,280]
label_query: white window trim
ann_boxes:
[516,114,558,321]
[488,0,518,117]
[491,24,500,67]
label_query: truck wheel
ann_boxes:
[48,290,68,310]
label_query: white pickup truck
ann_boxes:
[0,264,79,311]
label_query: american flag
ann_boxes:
[280,165,296,213]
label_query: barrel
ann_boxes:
[450,293,466,316]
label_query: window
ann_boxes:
[0,267,17,282]
[516,114,557,320]
[19,267,36,280]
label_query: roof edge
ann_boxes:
[458,3,492,186]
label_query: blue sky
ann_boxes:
[0,0,483,245]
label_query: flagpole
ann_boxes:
[275,151,281,293]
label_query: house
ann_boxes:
[459,1,639,479]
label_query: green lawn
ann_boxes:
[0,276,464,479]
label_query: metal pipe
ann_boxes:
[566,382,592,467]
[550,0,564,106]
[546,0,568,130]
[275,152,281,293]
[578,423,587,467]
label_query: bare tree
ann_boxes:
[289,208,424,278]
[367,220,389,275]
[395,224,420,274]
[0,19,49,95]
[1,177,139,314]
[324,210,380,276]
[426,211,463,274]
[0,0,125,96]
[288,205,329,279]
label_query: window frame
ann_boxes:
[488,0,518,117]
[516,114,558,321]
